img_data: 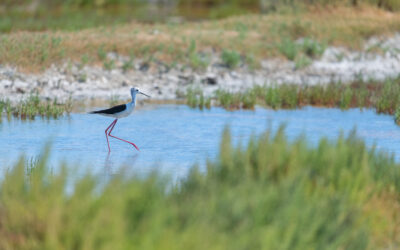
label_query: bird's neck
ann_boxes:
[131,94,137,105]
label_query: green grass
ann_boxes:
[0,95,72,120]
[294,54,312,69]
[221,49,241,68]
[184,78,400,124]
[395,107,400,125]
[0,0,399,33]
[187,40,210,71]
[186,87,211,110]
[103,59,115,71]
[278,38,299,61]
[213,89,256,110]
[122,57,135,72]
[278,37,325,64]
[1,7,400,72]
[1,127,400,248]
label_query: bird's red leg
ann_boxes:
[108,119,140,151]
[105,119,117,152]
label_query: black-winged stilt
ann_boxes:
[90,87,150,152]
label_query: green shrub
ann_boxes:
[79,54,90,69]
[221,49,241,68]
[186,87,210,109]
[301,38,326,59]
[375,80,400,114]
[241,90,256,109]
[294,54,312,69]
[279,84,298,108]
[215,89,242,109]
[339,86,353,109]
[209,4,250,19]
[189,52,210,70]
[395,106,400,125]
[103,59,115,70]
[278,38,298,61]
[122,59,134,72]
[97,45,107,61]
[265,86,281,109]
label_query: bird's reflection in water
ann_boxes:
[102,152,139,182]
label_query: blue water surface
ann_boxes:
[1,105,400,181]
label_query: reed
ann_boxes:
[185,78,400,123]
[0,95,71,120]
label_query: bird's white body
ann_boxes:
[116,102,134,118]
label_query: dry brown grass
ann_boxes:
[1,5,400,72]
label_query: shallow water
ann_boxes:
[1,105,400,180]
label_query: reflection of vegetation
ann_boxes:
[2,127,400,248]
[0,95,71,120]
[185,79,400,124]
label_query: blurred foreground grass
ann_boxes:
[2,127,400,249]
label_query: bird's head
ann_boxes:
[131,87,150,98]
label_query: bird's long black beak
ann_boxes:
[139,91,150,98]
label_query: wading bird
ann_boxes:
[90,87,150,152]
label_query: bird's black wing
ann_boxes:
[90,104,127,114]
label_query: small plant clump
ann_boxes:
[103,59,115,71]
[122,59,134,72]
[215,89,256,110]
[294,54,312,69]
[395,107,400,125]
[301,38,326,59]
[278,38,298,61]
[0,95,71,120]
[0,99,12,120]
[97,45,107,61]
[278,37,325,68]
[186,87,211,110]
[187,39,210,71]
[221,49,241,68]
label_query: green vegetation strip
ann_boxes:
[2,128,400,248]
[0,0,399,32]
[186,78,400,124]
[2,7,400,72]
[0,95,72,120]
